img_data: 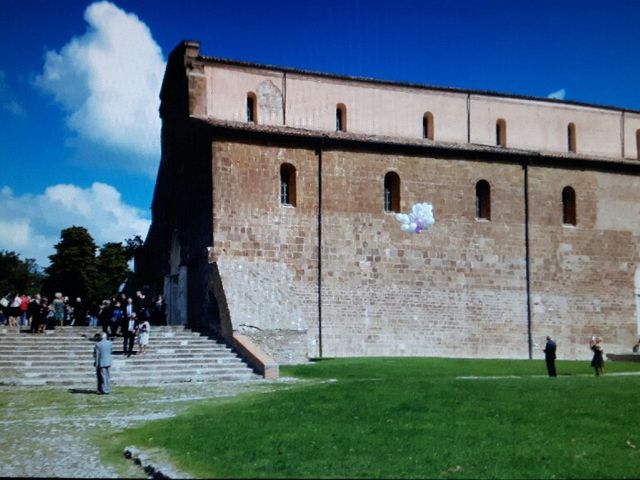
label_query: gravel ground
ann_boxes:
[0,380,291,478]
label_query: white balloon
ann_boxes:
[395,213,410,224]
[394,202,435,234]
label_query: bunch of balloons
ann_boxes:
[394,202,435,234]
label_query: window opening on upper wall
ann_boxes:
[336,103,347,132]
[567,123,576,152]
[496,119,507,147]
[423,112,434,140]
[384,171,401,213]
[246,93,257,123]
[476,180,491,220]
[280,163,297,207]
[562,186,576,226]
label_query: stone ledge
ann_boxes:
[232,334,279,379]
[606,353,640,362]
[124,445,191,479]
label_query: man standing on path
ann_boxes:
[543,336,557,377]
[94,332,113,394]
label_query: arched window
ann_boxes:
[567,123,576,152]
[246,92,257,123]
[496,119,506,147]
[384,172,400,213]
[562,186,576,226]
[423,112,434,140]
[336,103,347,132]
[475,180,491,220]
[280,163,297,207]
[636,129,640,160]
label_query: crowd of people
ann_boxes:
[0,290,165,340]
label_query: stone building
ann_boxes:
[139,40,640,365]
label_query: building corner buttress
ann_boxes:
[183,41,207,118]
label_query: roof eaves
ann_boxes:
[193,116,640,172]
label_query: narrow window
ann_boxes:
[567,123,576,152]
[246,93,257,123]
[562,186,576,226]
[496,119,506,147]
[336,103,347,132]
[384,172,400,213]
[636,129,640,160]
[280,163,297,206]
[423,112,434,140]
[475,180,491,220]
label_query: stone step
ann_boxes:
[3,372,259,387]
[3,366,258,378]
[0,328,207,338]
[0,358,241,367]
[0,357,243,367]
[0,351,239,360]
[1,364,254,376]
[0,347,239,357]
[0,344,233,351]
[0,369,244,378]
[0,332,223,340]
[0,330,216,336]
[0,340,231,347]
[0,345,231,353]
[0,325,259,386]
[0,354,238,364]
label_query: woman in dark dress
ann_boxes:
[152,294,166,325]
[590,337,605,376]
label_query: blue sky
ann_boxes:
[1,0,639,267]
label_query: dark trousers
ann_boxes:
[123,331,135,356]
[546,358,557,377]
[109,321,119,338]
[96,366,110,394]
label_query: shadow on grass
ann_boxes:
[68,388,99,395]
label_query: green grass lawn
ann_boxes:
[106,358,640,478]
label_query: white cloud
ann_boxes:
[0,183,150,268]
[547,88,566,100]
[34,1,166,175]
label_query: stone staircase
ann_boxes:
[0,325,261,387]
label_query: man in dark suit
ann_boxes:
[94,332,113,394]
[543,336,557,377]
[122,311,138,357]
[28,294,41,333]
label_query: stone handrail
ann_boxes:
[232,334,279,379]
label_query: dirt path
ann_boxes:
[0,380,286,478]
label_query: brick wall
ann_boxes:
[528,168,640,360]
[211,141,320,363]
[320,150,529,359]
[208,139,639,363]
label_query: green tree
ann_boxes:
[124,235,144,260]
[95,242,130,300]
[43,226,98,301]
[0,251,43,296]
